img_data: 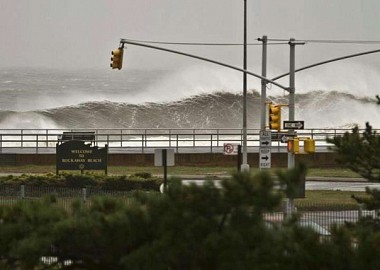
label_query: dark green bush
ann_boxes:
[0,173,162,191]
[132,172,152,179]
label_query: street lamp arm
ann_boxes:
[271,49,380,82]
[120,39,289,91]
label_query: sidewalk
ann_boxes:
[164,174,367,182]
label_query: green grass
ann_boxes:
[0,165,363,178]
[307,168,361,178]
[295,190,369,210]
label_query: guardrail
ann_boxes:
[0,128,371,154]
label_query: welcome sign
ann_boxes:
[56,141,108,174]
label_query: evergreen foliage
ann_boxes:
[0,173,161,191]
[1,97,380,268]
[0,166,379,269]
[327,122,380,182]
[325,97,380,269]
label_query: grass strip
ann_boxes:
[0,165,362,178]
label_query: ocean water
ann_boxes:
[0,67,379,130]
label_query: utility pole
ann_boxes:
[286,38,305,216]
[241,0,250,172]
[288,38,305,169]
[260,35,268,131]
[288,38,296,169]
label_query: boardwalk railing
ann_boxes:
[0,128,374,154]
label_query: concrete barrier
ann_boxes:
[0,152,342,168]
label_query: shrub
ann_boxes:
[132,172,152,179]
[0,173,161,191]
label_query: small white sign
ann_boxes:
[280,135,290,143]
[259,147,271,169]
[154,148,175,166]
[260,130,271,147]
[223,143,239,155]
[283,121,304,130]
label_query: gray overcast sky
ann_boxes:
[1,0,380,74]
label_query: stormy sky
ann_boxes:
[1,0,380,79]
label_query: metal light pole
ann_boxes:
[241,0,250,172]
[288,38,296,169]
[286,38,305,217]
[260,35,268,131]
[288,38,305,169]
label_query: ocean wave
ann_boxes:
[0,90,378,129]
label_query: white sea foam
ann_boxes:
[0,112,61,129]
[133,65,260,104]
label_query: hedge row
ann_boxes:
[0,173,162,191]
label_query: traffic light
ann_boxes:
[304,138,316,153]
[287,138,299,154]
[110,48,124,70]
[268,103,281,131]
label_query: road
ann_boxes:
[306,181,380,192]
[182,180,380,192]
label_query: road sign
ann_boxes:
[223,143,239,155]
[154,148,175,166]
[283,121,304,130]
[259,130,271,169]
[279,134,296,143]
[271,131,296,142]
[259,130,271,147]
[259,148,271,169]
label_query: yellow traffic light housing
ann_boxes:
[110,47,124,70]
[268,103,281,131]
[304,138,316,153]
[287,138,299,154]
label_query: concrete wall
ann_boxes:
[0,152,342,168]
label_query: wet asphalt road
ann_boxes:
[181,179,380,192]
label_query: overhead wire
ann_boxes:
[303,39,380,44]
[267,38,380,45]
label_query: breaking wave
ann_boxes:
[0,90,378,129]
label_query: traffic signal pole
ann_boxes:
[272,48,380,82]
[288,38,305,169]
[288,38,296,169]
[286,38,305,217]
[260,36,268,131]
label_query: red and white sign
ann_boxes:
[223,143,239,155]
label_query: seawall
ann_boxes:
[0,152,341,168]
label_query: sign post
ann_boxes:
[155,148,175,192]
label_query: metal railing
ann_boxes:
[1,185,377,230]
[0,128,373,154]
